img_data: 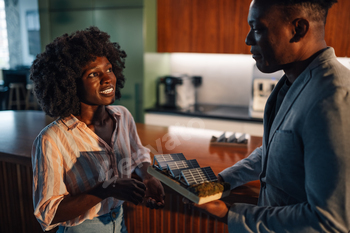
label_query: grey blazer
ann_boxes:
[220,47,350,233]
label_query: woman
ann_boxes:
[30,26,164,232]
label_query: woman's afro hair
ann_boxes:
[30,26,126,118]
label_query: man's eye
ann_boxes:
[107,68,112,73]
[252,27,264,33]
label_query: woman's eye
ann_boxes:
[107,68,112,73]
[88,72,98,77]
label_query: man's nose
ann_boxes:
[245,30,255,46]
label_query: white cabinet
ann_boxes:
[145,113,263,137]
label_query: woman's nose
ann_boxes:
[101,73,112,84]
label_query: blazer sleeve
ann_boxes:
[219,146,263,190]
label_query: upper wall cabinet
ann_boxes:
[158,0,350,57]
[157,0,251,54]
[324,0,350,57]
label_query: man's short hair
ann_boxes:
[275,0,338,23]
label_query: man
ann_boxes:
[191,0,350,232]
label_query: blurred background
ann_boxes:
[0,0,349,134]
[0,1,349,232]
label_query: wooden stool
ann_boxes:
[25,84,39,110]
[0,86,8,110]
[8,83,26,110]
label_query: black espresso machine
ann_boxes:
[156,75,202,109]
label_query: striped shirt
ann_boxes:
[31,106,151,231]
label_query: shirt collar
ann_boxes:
[59,106,122,130]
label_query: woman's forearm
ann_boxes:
[51,184,104,225]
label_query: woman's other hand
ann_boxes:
[105,178,146,205]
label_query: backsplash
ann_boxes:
[169,53,350,107]
[170,53,264,106]
[144,52,350,109]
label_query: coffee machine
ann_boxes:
[249,65,283,119]
[156,75,202,109]
[156,76,182,109]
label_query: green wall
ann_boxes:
[143,0,170,110]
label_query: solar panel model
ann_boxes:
[148,153,230,204]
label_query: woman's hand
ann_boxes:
[143,176,165,209]
[104,178,146,205]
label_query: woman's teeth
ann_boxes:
[100,88,113,94]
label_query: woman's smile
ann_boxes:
[99,86,115,96]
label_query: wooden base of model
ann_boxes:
[147,166,230,204]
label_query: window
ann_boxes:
[0,0,9,69]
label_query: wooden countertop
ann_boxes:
[0,110,262,199]
[0,110,53,166]
[137,123,262,174]
[136,123,262,202]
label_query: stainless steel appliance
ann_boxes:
[249,65,283,119]
[156,75,202,109]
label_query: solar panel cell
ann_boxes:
[167,159,200,178]
[180,167,218,186]
[153,153,186,170]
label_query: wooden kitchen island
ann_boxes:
[0,110,261,233]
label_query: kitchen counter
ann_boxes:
[0,110,261,233]
[145,104,263,123]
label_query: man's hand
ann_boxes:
[183,199,229,223]
[143,176,165,209]
[134,162,165,209]
[217,175,224,182]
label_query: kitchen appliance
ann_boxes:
[249,65,283,119]
[156,75,202,109]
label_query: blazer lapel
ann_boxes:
[263,75,286,147]
[260,47,335,178]
[267,69,312,145]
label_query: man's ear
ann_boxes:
[290,18,309,42]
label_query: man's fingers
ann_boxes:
[146,197,164,209]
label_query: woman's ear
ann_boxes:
[290,18,309,42]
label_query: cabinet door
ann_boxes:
[157,0,251,54]
[325,0,350,57]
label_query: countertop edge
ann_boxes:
[145,108,263,123]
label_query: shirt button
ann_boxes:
[111,212,117,218]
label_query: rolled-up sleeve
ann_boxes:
[32,134,69,231]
